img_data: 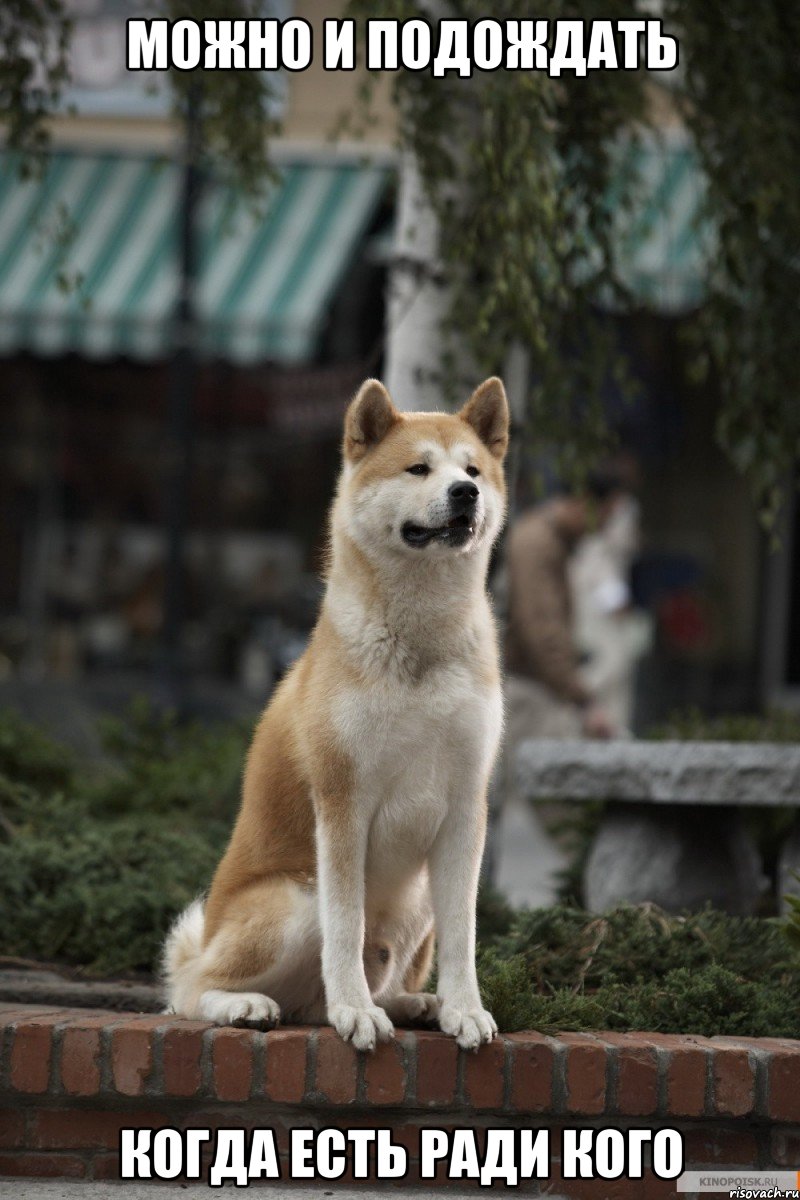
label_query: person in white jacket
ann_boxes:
[570,492,652,734]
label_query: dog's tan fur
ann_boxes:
[164,377,509,1051]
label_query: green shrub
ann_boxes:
[648,706,800,743]
[479,958,799,1039]
[494,903,794,989]
[90,697,248,819]
[0,812,226,974]
[475,901,800,1037]
[2,705,800,1038]
[0,707,74,791]
[785,874,800,953]
[0,701,246,975]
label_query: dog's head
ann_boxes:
[336,378,509,562]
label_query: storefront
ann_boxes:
[0,148,392,684]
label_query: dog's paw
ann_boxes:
[438,1002,497,1050]
[329,1003,394,1051]
[384,992,440,1025]
[199,989,281,1029]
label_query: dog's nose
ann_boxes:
[448,480,479,508]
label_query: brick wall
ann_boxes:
[1,1003,799,1196]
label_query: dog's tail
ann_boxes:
[161,898,206,1014]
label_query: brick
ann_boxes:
[260,1116,295,1155]
[744,1036,800,1053]
[769,1047,800,1122]
[30,1108,168,1151]
[263,1029,308,1104]
[547,1167,644,1200]
[415,1032,457,1106]
[10,1016,62,1093]
[463,1036,506,1110]
[211,1028,254,1102]
[179,1110,249,1144]
[279,1148,374,1189]
[711,1126,763,1169]
[648,1035,709,1118]
[92,1152,123,1181]
[508,1033,555,1113]
[363,1035,407,1105]
[562,1033,606,1115]
[711,1035,769,1050]
[643,1171,682,1200]
[0,1152,86,1178]
[314,1029,358,1104]
[3,1017,796,1193]
[61,1013,122,1029]
[0,1006,63,1024]
[408,1154,486,1189]
[771,1126,800,1166]
[0,1107,25,1148]
[2,1006,148,1032]
[389,1122,424,1157]
[111,1024,155,1096]
[162,1022,208,1098]
[684,1127,759,1166]
[51,1008,121,1023]
[602,1034,658,1116]
[712,1047,755,1117]
[60,1027,102,1097]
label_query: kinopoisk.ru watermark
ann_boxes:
[677,1169,800,1197]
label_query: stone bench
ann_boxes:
[516,740,800,914]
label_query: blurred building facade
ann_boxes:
[0,4,793,724]
[0,0,398,700]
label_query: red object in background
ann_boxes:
[658,588,713,653]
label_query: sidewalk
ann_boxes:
[493,795,567,909]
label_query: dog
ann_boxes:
[163,376,509,1051]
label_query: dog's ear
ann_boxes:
[344,379,400,462]
[459,377,509,460]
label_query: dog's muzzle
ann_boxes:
[401,482,480,548]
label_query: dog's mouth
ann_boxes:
[401,513,477,548]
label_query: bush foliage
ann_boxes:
[1,705,799,1036]
[649,707,800,744]
[475,890,800,1037]
[0,702,247,974]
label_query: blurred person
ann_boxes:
[504,468,627,743]
[489,469,628,908]
[489,468,623,907]
[570,490,653,732]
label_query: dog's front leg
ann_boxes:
[316,809,394,1052]
[428,795,497,1050]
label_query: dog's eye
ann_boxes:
[466,465,480,478]
[406,463,430,476]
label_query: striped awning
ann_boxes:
[0,151,389,363]
[610,133,712,313]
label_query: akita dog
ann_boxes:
[163,376,509,1051]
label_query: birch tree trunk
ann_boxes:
[383,150,452,412]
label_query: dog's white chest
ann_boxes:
[333,662,501,885]
[335,661,497,777]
